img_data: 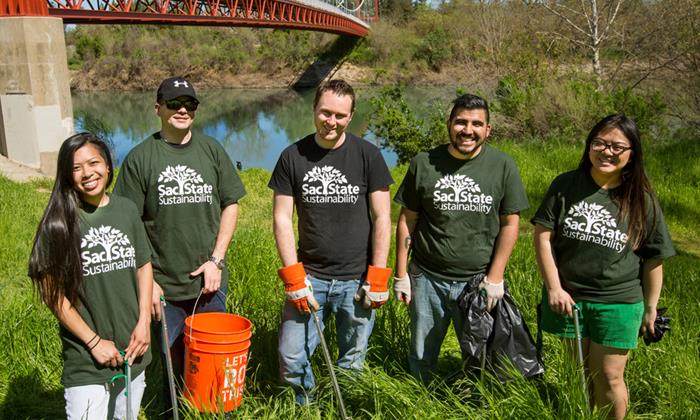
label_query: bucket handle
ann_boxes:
[188,288,228,343]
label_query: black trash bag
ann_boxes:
[457,278,544,383]
[640,307,672,345]
[457,276,492,375]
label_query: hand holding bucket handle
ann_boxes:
[278,263,319,314]
[187,288,228,340]
[354,265,392,309]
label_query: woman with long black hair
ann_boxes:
[28,133,153,419]
[532,115,675,419]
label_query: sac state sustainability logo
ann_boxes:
[301,165,359,204]
[562,201,628,253]
[432,174,493,213]
[81,226,136,276]
[157,165,213,205]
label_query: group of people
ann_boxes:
[27,76,674,420]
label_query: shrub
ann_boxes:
[492,74,668,139]
[368,85,447,164]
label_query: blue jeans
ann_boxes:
[157,288,227,415]
[408,261,475,384]
[278,276,374,404]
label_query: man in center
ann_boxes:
[393,93,529,383]
[268,79,393,403]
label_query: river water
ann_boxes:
[72,87,454,170]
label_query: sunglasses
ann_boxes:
[164,98,199,112]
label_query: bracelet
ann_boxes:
[85,333,98,347]
[89,337,101,351]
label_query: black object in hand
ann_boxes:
[640,307,671,345]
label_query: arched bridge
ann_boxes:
[0,0,375,36]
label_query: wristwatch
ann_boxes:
[209,255,225,270]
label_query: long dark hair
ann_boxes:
[28,133,114,312]
[578,114,655,249]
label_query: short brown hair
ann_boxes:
[313,79,355,114]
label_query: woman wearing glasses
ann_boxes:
[28,133,153,419]
[531,114,674,419]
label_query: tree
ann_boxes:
[435,175,480,198]
[569,202,617,233]
[81,226,130,262]
[379,0,415,22]
[158,165,203,194]
[368,86,447,165]
[537,0,624,89]
[303,166,348,194]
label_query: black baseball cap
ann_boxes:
[157,77,198,102]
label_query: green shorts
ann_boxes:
[540,293,644,350]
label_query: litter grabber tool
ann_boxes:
[572,304,589,408]
[110,351,133,420]
[160,296,180,420]
[311,308,350,420]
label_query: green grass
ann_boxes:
[1,136,698,418]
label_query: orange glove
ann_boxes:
[354,265,392,309]
[278,262,319,314]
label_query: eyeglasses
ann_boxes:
[164,98,199,112]
[590,139,632,155]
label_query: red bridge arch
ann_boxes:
[1,0,375,37]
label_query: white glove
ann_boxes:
[393,275,411,304]
[478,277,504,312]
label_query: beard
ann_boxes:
[450,133,485,156]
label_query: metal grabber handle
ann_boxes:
[572,304,589,408]
[311,308,351,420]
[160,296,180,420]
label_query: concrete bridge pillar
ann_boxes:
[0,16,73,175]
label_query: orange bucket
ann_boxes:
[183,313,252,412]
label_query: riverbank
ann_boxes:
[69,61,481,91]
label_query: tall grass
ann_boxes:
[1,136,698,418]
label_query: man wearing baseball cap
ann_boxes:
[114,76,246,414]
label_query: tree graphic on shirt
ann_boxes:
[81,226,130,262]
[303,166,347,195]
[435,175,480,199]
[158,165,203,195]
[569,202,617,233]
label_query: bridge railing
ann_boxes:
[2,0,372,36]
[297,0,367,27]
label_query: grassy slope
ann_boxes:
[0,137,698,419]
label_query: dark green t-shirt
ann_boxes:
[61,195,152,387]
[531,169,675,303]
[113,133,246,300]
[394,144,529,281]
